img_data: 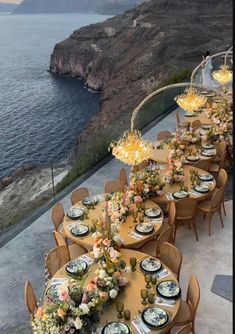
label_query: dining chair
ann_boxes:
[196,188,224,236]
[45,245,70,278]
[212,139,227,163]
[51,202,66,237]
[71,187,89,206]
[191,120,201,131]
[209,150,227,175]
[175,198,199,241]
[194,159,211,171]
[53,231,87,260]
[216,168,227,216]
[175,324,191,334]
[158,242,182,281]
[157,131,172,141]
[104,180,124,193]
[140,226,173,258]
[25,281,37,318]
[132,160,149,173]
[173,274,200,334]
[119,168,128,190]
[167,201,176,243]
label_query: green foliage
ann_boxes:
[156,68,192,89]
[56,134,112,193]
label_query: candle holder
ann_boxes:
[140,289,148,305]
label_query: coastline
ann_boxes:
[0,162,69,233]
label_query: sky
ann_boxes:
[1,0,22,3]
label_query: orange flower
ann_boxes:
[36,306,44,318]
[99,291,108,300]
[85,282,96,293]
[57,308,65,318]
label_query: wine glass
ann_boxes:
[139,215,144,223]
[116,302,124,319]
[150,275,157,285]
[145,274,151,289]
[148,293,155,304]
[132,211,138,224]
[140,289,148,305]
[130,257,137,271]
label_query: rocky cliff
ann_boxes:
[50,0,232,155]
[14,0,143,14]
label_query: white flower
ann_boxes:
[109,289,118,299]
[99,269,107,279]
[73,317,83,330]
[125,266,132,273]
[79,303,90,315]
[113,235,124,245]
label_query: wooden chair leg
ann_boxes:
[188,221,191,229]
[219,208,224,228]
[203,213,206,220]
[222,201,226,216]
[173,225,177,243]
[192,218,199,241]
[208,213,214,236]
[191,319,196,334]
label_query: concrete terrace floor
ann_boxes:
[0,109,232,334]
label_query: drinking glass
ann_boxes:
[116,302,124,319]
[140,289,148,305]
[150,275,157,285]
[132,211,138,224]
[145,274,151,289]
[148,293,155,304]
[130,257,137,271]
[139,215,144,223]
[124,309,131,321]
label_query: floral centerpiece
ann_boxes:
[164,149,185,184]
[180,129,201,145]
[32,203,128,334]
[129,168,165,198]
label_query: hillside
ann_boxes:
[50,0,232,156]
[14,0,144,15]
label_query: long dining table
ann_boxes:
[63,196,163,251]
[45,248,181,334]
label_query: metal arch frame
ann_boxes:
[190,46,233,84]
[130,47,233,131]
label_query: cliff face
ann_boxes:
[50,0,232,153]
[14,0,143,14]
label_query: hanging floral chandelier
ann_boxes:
[175,86,207,113]
[110,129,152,166]
[212,64,233,85]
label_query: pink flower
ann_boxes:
[59,286,69,301]
[130,203,137,213]
[110,248,120,260]
[134,196,142,203]
[103,238,111,247]
[81,293,88,303]
[118,277,128,287]
[85,282,96,293]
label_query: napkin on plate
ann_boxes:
[155,296,175,307]
[166,193,174,200]
[147,218,162,224]
[153,268,170,279]
[189,190,201,197]
[68,223,78,229]
[79,254,94,265]
[131,317,150,334]
[128,231,144,240]
[50,278,69,286]
[95,194,104,202]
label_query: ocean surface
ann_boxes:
[0,13,112,179]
